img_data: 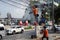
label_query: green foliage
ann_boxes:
[24,26,32,29]
[54,4,60,23]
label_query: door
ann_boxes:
[16,27,21,32]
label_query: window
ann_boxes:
[57,26,60,27]
[0,27,4,31]
[17,27,21,28]
[11,27,15,28]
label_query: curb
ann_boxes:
[25,29,35,31]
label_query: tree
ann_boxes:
[54,4,60,24]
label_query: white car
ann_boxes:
[55,25,60,31]
[6,25,24,34]
[46,25,53,30]
[0,24,5,39]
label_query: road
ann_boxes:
[2,30,34,40]
[1,29,60,40]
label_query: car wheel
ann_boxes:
[20,30,24,33]
[0,35,2,40]
[12,31,15,34]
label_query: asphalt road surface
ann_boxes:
[2,30,35,40]
[1,29,60,40]
[2,25,60,40]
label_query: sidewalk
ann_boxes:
[50,33,60,40]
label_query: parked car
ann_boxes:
[6,25,24,35]
[46,25,53,31]
[0,24,5,39]
[55,25,60,31]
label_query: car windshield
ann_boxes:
[57,26,60,27]
[17,27,21,28]
[46,25,49,27]
[11,27,15,28]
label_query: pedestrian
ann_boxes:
[41,26,49,40]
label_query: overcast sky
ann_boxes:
[0,0,59,18]
[0,0,47,18]
[0,0,30,18]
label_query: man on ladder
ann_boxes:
[32,5,39,23]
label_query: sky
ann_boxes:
[0,0,49,18]
[0,0,59,18]
[0,0,30,18]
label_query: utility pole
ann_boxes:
[47,0,50,21]
[52,0,55,32]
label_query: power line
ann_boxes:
[8,0,31,9]
[7,0,29,7]
[0,0,31,11]
[16,0,30,5]
[0,0,26,10]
